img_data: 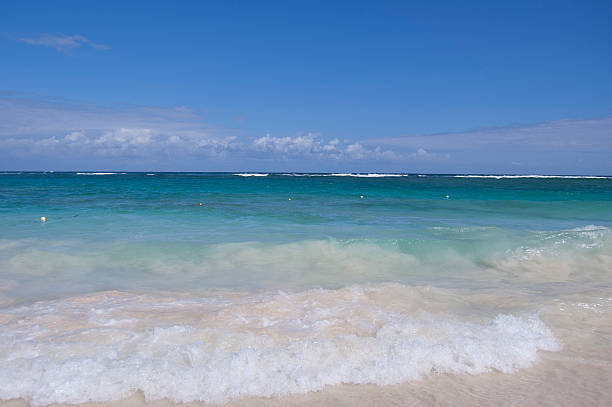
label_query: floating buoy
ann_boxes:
[445,195,450,199]
[360,195,364,199]
[288,198,292,201]
[40,216,46,222]
[199,202,203,206]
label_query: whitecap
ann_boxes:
[0,286,561,406]
[454,174,611,179]
[76,172,123,175]
[330,173,407,178]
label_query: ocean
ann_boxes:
[1,172,611,406]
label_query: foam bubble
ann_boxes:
[0,286,560,406]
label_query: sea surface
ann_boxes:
[1,172,611,406]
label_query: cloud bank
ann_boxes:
[1,95,610,173]
[0,96,399,171]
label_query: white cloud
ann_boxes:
[344,142,366,159]
[344,143,402,160]
[409,148,450,161]
[253,133,341,157]
[94,128,153,149]
[63,131,86,143]
[0,96,400,170]
[0,97,238,164]
[6,95,607,173]
[19,34,109,52]
[252,134,399,161]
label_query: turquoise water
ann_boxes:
[1,172,611,406]
[1,172,611,300]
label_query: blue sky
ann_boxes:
[1,0,611,173]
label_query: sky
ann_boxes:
[1,0,611,173]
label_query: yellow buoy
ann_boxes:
[40,216,46,222]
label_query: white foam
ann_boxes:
[330,173,407,178]
[0,286,560,406]
[568,224,610,232]
[454,174,611,179]
[233,173,269,177]
[545,225,611,249]
[76,172,125,175]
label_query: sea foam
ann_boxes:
[76,172,126,175]
[0,286,560,406]
[330,173,407,177]
[453,174,611,179]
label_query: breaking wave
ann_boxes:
[0,285,560,406]
[454,175,611,179]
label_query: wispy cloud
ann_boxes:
[19,34,109,52]
[367,118,612,153]
[361,117,612,174]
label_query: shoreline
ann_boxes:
[3,352,611,407]
[2,284,611,407]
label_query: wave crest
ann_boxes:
[0,286,560,406]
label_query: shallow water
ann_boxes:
[0,173,611,406]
